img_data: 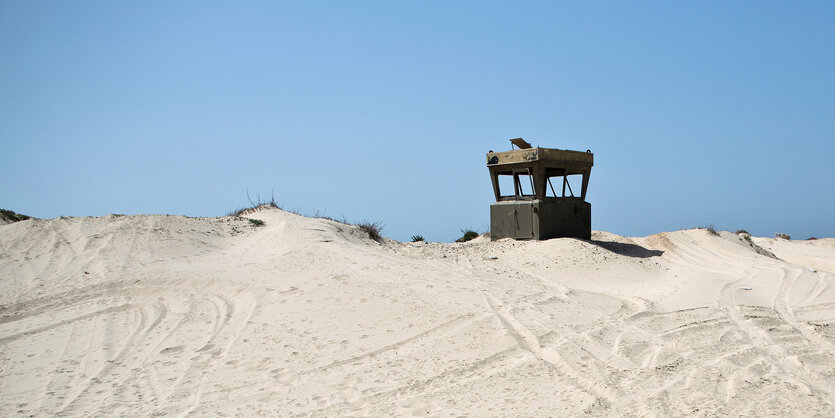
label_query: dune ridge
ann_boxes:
[1,207,834,416]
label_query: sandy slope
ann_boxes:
[1,208,834,416]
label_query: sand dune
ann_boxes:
[1,208,834,416]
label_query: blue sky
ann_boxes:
[2,1,834,242]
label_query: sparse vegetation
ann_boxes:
[227,191,280,216]
[357,221,384,242]
[411,234,425,242]
[0,209,30,223]
[735,229,750,235]
[775,233,791,240]
[703,224,719,236]
[227,193,388,243]
[740,233,779,259]
[456,229,480,243]
[311,210,350,225]
[807,237,818,240]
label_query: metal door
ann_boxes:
[511,202,535,239]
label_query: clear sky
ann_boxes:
[2,1,834,242]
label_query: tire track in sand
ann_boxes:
[0,279,257,417]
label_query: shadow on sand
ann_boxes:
[588,240,664,258]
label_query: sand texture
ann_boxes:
[1,208,834,416]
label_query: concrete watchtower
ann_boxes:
[486,138,594,240]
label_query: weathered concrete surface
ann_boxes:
[489,199,591,240]
[486,148,593,167]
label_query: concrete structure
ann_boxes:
[486,138,593,240]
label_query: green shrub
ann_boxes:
[411,234,425,242]
[774,233,791,240]
[0,209,30,223]
[248,218,265,227]
[456,229,479,243]
[735,229,749,235]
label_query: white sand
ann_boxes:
[1,207,834,416]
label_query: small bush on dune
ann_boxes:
[735,229,750,235]
[411,234,425,242]
[0,209,30,223]
[705,224,719,236]
[695,224,719,236]
[248,218,265,227]
[807,237,818,240]
[357,221,384,242]
[775,233,791,240]
[456,229,479,243]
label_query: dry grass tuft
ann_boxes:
[357,221,384,242]
[227,191,280,216]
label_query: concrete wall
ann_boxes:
[490,199,591,240]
